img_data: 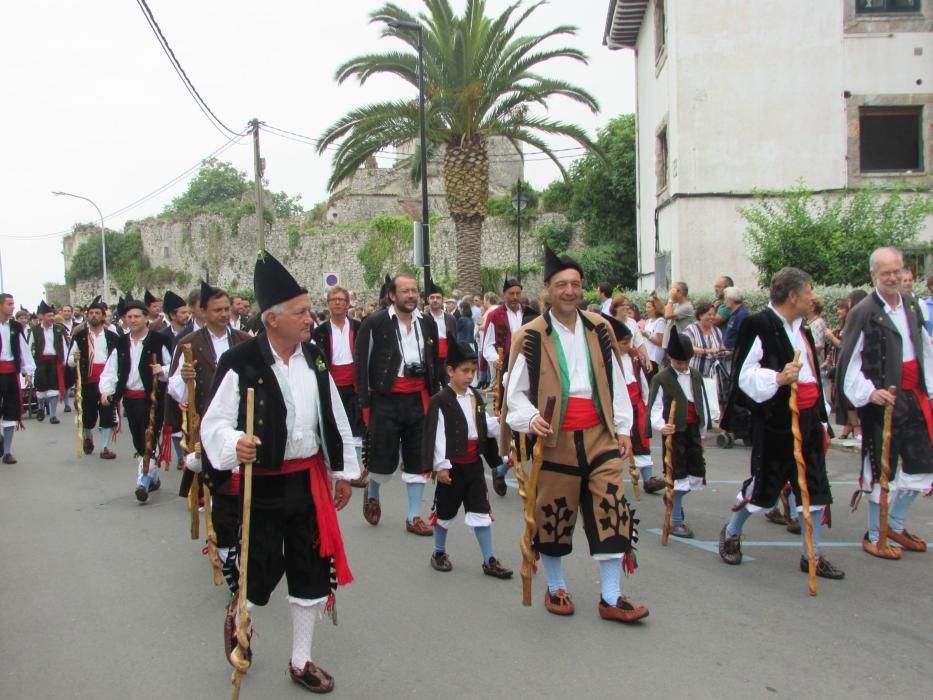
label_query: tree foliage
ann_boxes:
[741,184,933,286]
[162,158,250,218]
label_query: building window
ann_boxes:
[654,0,666,62]
[656,126,669,192]
[856,0,921,13]
[859,106,923,172]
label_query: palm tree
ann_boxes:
[317,0,600,294]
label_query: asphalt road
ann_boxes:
[1,416,930,700]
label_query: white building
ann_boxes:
[604,0,932,293]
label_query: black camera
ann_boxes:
[403,362,425,378]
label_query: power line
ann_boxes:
[134,0,245,139]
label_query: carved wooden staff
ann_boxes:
[493,348,505,417]
[516,396,555,607]
[661,401,678,545]
[142,353,159,477]
[877,385,897,552]
[181,345,200,541]
[789,350,817,597]
[512,433,531,605]
[74,349,84,458]
[230,388,255,700]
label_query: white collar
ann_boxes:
[874,291,903,314]
[767,303,803,332]
[388,305,422,321]
[266,336,302,363]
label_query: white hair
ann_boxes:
[260,302,287,326]
[869,247,903,274]
[723,286,742,302]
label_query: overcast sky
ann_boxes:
[1,0,634,310]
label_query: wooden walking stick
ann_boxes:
[493,348,505,417]
[181,345,200,541]
[512,433,532,605]
[230,388,255,700]
[142,353,159,477]
[877,385,897,552]
[789,351,817,597]
[74,349,83,458]
[515,396,556,607]
[661,401,677,545]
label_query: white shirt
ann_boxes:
[648,367,719,437]
[432,388,500,472]
[505,313,633,436]
[643,317,667,364]
[67,327,110,367]
[99,333,170,395]
[620,353,649,401]
[200,336,359,481]
[430,310,448,340]
[843,292,933,408]
[329,319,354,366]
[626,317,646,350]
[0,321,36,373]
[600,298,612,314]
[167,328,232,404]
[387,305,425,378]
[481,305,525,365]
[39,325,57,357]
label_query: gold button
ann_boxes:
[259,400,265,406]
[258,419,263,425]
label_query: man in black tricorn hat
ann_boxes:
[201,250,359,694]
[425,281,457,367]
[0,292,35,463]
[32,300,67,423]
[481,278,538,415]
[159,289,190,352]
[501,246,648,623]
[144,289,166,332]
[67,296,119,458]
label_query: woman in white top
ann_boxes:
[642,297,666,375]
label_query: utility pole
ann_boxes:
[250,119,265,250]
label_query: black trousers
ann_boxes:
[365,392,426,475]
[0,372,21,423]
[34,357,59,394]
[80,382,115,430]
[433,459,490,521]
[662,423,706,480]
[122,391,164,457]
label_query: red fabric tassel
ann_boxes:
[308,458,354,586]
[361,407,370,426]
[621,550,637,576]
[533,551,539,575]
[112,403,122,441]
[323,593,338,626]
[157,425,173,468]
[428,511,438,527]
[731,498,750,513]
[55,360,66,398]
[822,505,831,528]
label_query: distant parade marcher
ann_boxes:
[645,331,717,539]
[201,250,359,693]
[32,300,67,424]
[836,247,932,559]
[144,289,166,332]
[356,273,440,534]
[169,281,250,592]
[159,290,190,352]
[67,296,119,458]
[311,286,365,487]
[718,268,843,580]
[425,281,457,367]
[502,246,648,623]
[0,293,36,463]
[481,278,538,415]
[423,340,512,578]
[98,297,172,503]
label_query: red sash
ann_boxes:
[330,363,355,388]
[626,384,650,450]
[901,360,933,444]
[392,376,429,413]
[124,389,147,400]
[796,382,819,410]
[0,360,16,374]
[88,364,105,384]
[253,453,353,585]
[449,439,479,465]
[686,401,699,425]
[562,397,601,431]
[437,338,448,360]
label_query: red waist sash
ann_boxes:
[391,376,429,413]
[686,401,699,425]
[901,360,933,443]
[626,380,642,405]
[124,389,147,400]
[449,439,479,465]
[562,397,601,431]
[437,338,448,359]
[796,382,819,410]
[0,360,16,374]
[253,453,353,585]
[88,364,105,384]
[330,363,355,388]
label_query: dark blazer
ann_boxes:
[311,318,361,366]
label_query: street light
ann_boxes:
[388,18,432,292]
[511,180,528,282]
[53,191,108,305]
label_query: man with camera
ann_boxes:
[355,273,441,534]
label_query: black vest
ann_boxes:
[644,366,710,437]
[422,385,500,468]
[311,318,361,366]
[207,337,343,477]
[113,331,171,401]
[355,307,440,405]
[2,321,25,371]
[71,327,118,381]
[33,324,66,363]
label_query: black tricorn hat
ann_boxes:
[163,290,185,314]
[601,313,631,343]
[123,297,148,314]
[503,277,522,292]
[543,245,584,283]
[37,300,53,315]
[144,289,157,306]
[378,274,392,300]
[427,281,444,297]
[253,250,307,313]
[116,297,126,317]
[199,281,225,309]
[667,331,694,362]
[87,295,107,311]
[446,340,478,367]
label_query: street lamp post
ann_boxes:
[53,191,108,304]
[511,180,528,282]
[389,19,432,292]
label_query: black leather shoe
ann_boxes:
[3,453,17,464]
[719,524,743,565]
[492,472,507,497]
[135,486,149,503]
[800,555,845,580]
[482,557,513,579]
[430,551,452,572]
[49,416,60,425]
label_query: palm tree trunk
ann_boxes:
[452,214,483,295]
[444,138,489,297]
